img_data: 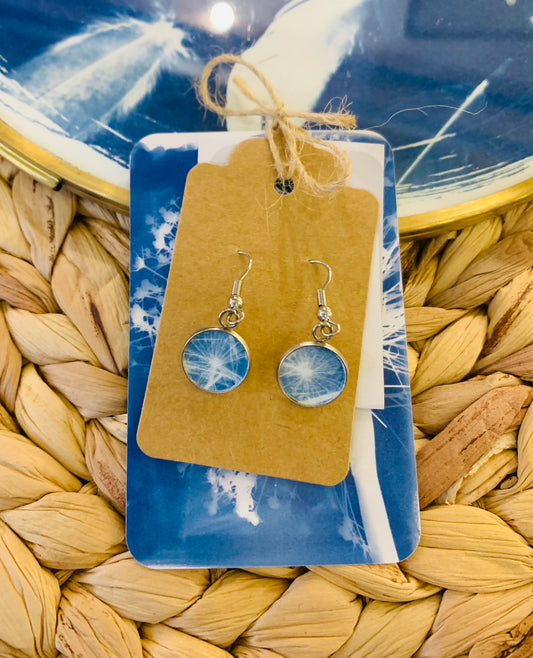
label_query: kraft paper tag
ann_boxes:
[137,137,379,485]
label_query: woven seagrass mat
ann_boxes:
[0,154,532,657]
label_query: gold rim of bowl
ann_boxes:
[1,119,531,235]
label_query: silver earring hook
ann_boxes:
[309,259,332,309]
[232,251,252,297]
[309,259,332,289]
[309,259,340,342]
[219,251,252,329]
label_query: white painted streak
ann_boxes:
[429,164,470,177]
[206,469,260,526]
[393,132,455,152]
[92,119,132,142]
[226,0,364,130]
[350,408,399,562]
[398,79,489,184]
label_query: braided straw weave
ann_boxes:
[0,154,532,657]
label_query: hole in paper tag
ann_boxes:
[274,179,295,195]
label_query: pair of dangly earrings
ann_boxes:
[181,251,348,408]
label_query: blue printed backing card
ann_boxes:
[127,130,420,567]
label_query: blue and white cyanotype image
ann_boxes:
[182,327,250,393]
[0,0,531,214]
[278,342,348,407]
[128,130,420,567]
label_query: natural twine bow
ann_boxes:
[198,54,356,196]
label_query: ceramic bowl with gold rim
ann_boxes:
[0,0,531,233]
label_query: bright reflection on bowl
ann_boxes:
[210,2,235,32]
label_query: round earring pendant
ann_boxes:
[182,327,250,393]
[278,341,348,407]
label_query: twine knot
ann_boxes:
[198,54,357,195]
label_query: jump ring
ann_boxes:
[219,308,244,329]
[312,320,340,342]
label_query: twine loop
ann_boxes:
[198,54,357,195]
